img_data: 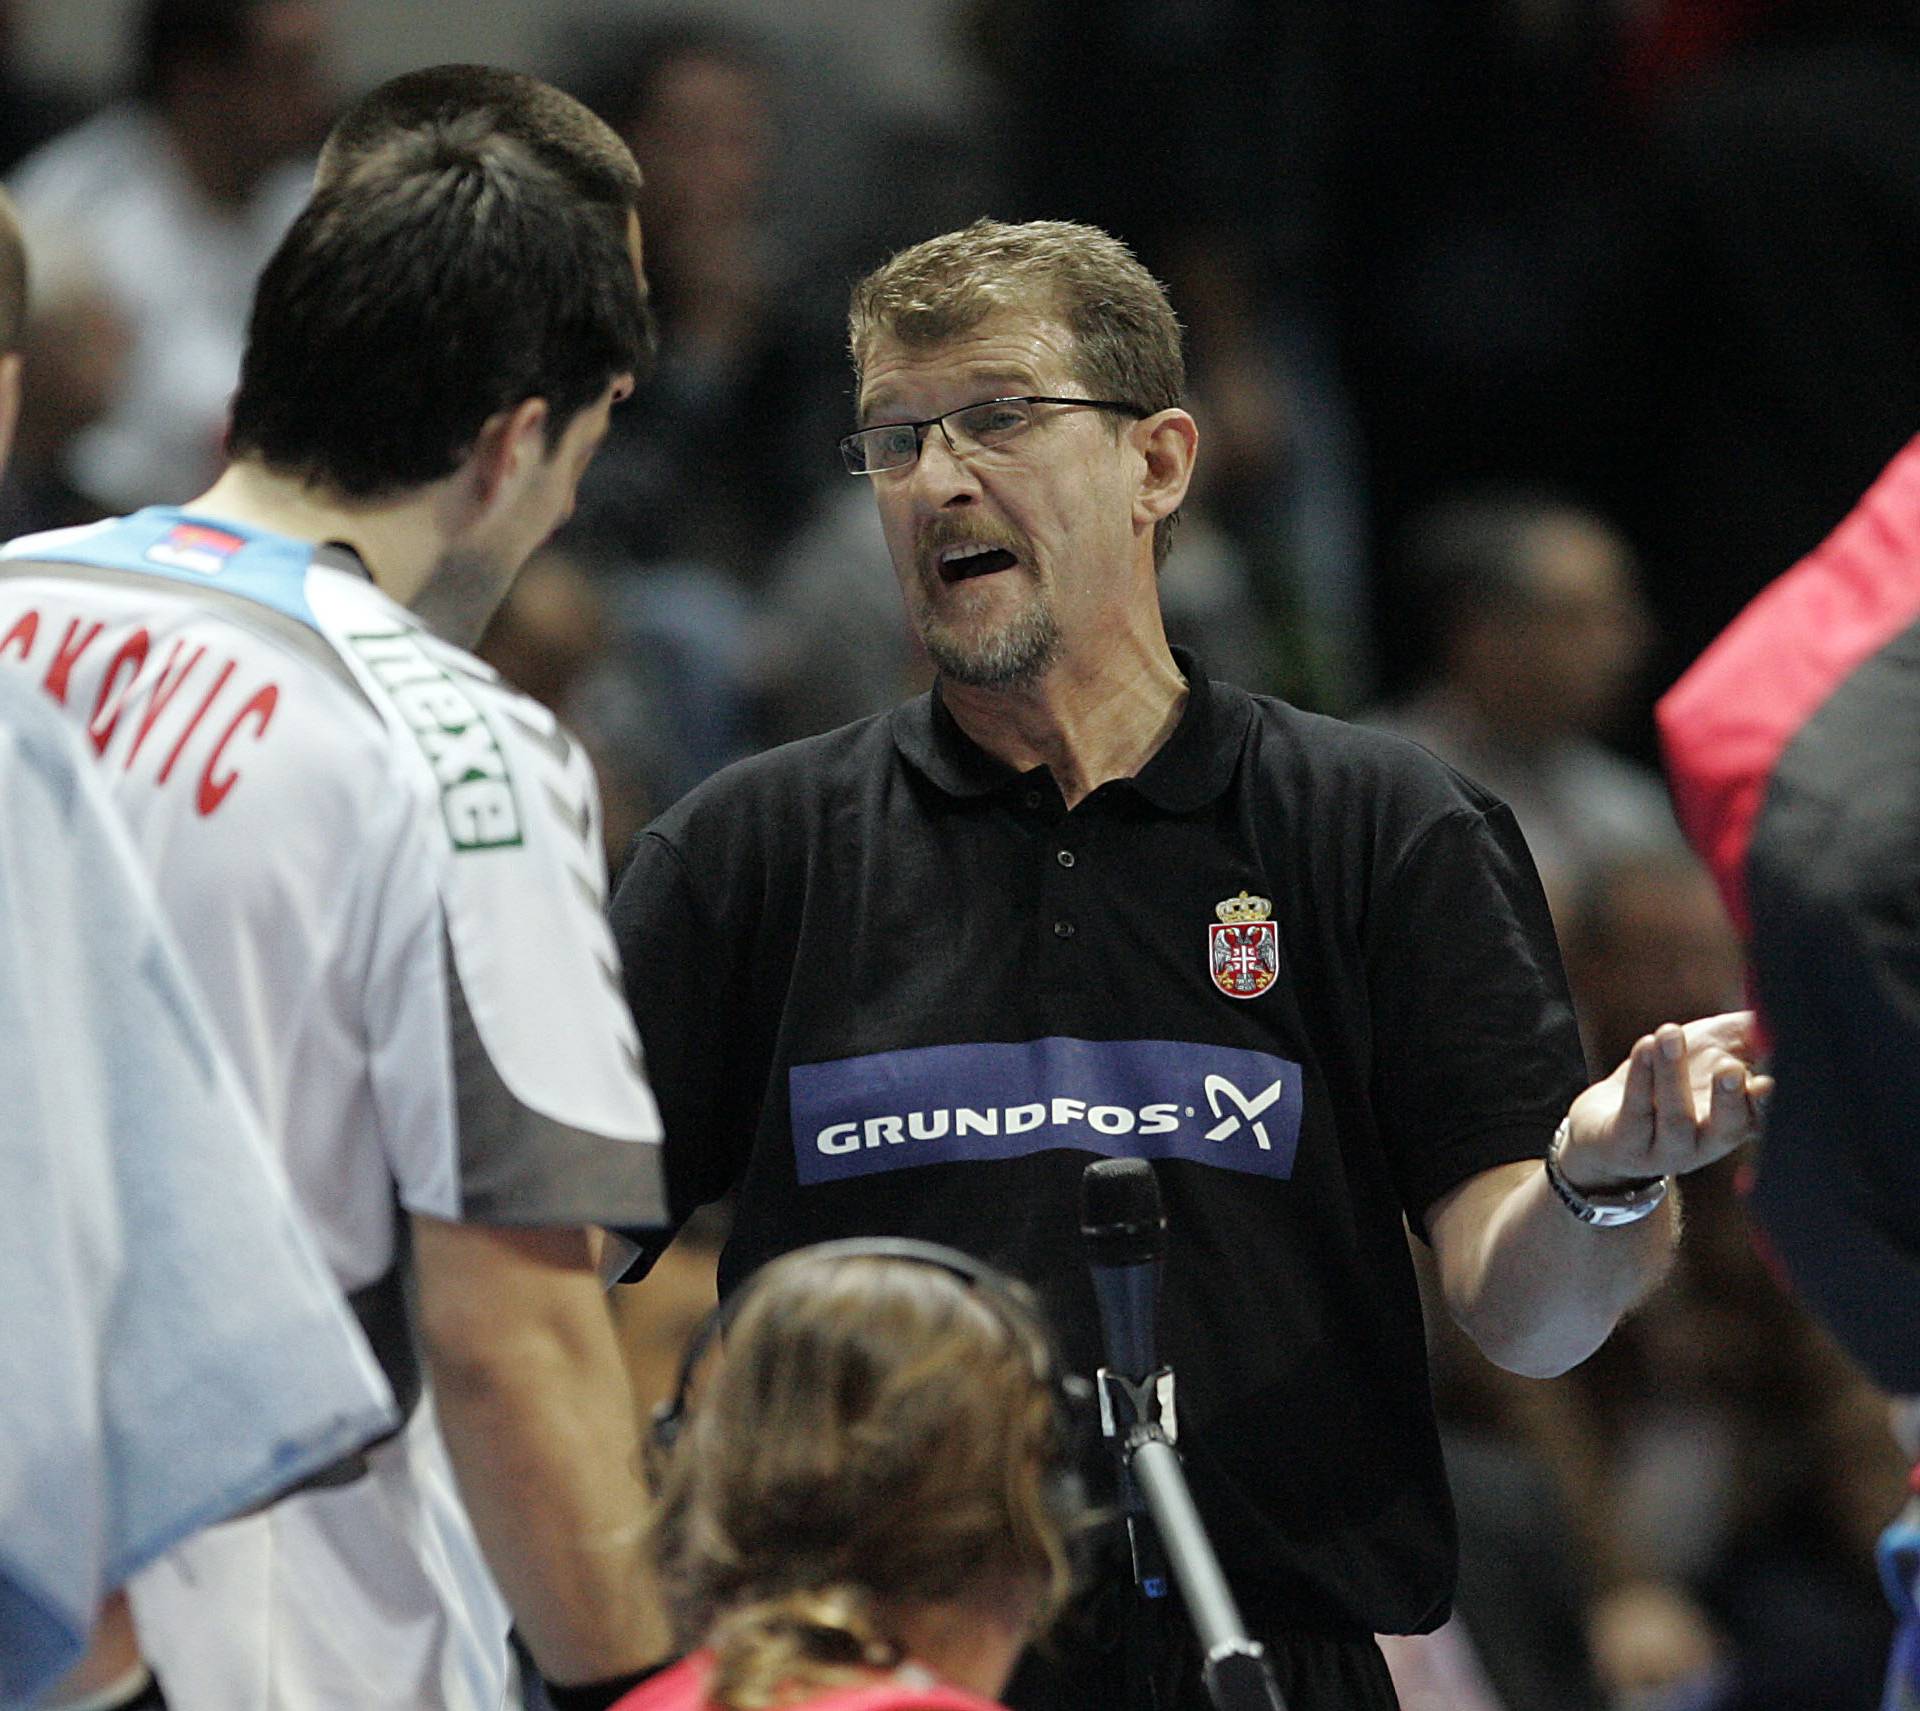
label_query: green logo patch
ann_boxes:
[349,630,522,850]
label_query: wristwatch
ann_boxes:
[1544,1118,1670,1227]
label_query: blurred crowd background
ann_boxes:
[8,1,1917,1707]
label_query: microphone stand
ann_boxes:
[1096,1366,1289,1711]
[1098,1364,1173,1603]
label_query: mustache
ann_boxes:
[916,516,1028,567]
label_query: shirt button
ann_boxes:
[1056,849,1076,868]
[1024,789,1043,809]
[1053,919,1076,939]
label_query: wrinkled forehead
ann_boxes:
[855,274,1073,369]
[854,305,1084,422]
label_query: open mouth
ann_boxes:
[938,543,1020,584]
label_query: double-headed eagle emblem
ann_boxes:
[1209,890,1278,1000]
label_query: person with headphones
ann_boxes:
[611,1240,1091,1711]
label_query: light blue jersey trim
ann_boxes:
[0,507,325,632]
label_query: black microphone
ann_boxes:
[1081,1157,1171,1604]
[1079,1162,1289,1709]
[1080,1156,1167,1384]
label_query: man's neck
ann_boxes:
[188,463,446,612]
[941,637,1189,809]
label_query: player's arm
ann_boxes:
[1427,1013,1769,1378]
[41,1594,149,1709]
[411,1213,666,1682]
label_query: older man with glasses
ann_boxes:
[609,218,1767,1711]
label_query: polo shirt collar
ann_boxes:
[1125,648,1249,810]
[890,647,1248,810]
[890,684,1017,798]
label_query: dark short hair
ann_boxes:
[0,189,27,353]
[319,64,645,229]
[136,0,263,101]
[227,115,649,499]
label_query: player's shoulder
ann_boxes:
[322,612,597,865]
[0,515,402,785]
[0,517,120,563]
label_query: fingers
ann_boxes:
[1704,1055,1771,1138]
[1617,1021,1769,1178]
[1568,1018,1768,1187]
[1617,1027,1657,1125]
[1705,1058,1747,1137]
[1681,1009,1759,1055]
[1591,1030,1664,1180]
[1659,1039,1769,1174]
[1649,1022,1697,1159]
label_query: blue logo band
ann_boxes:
[789,1036,1303,1185]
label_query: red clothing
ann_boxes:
[612,1652,1008,1711]
[1657,432,1920,1393]
[1657,431,1920,937]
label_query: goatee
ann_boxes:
[925,601,1061,689]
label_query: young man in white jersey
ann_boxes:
[0,70,670,1711]
[0,184,397,1711]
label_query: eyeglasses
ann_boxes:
[840,395,1147,476]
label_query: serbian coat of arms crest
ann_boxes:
[1209,890,1278,1000]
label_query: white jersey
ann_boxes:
[0,509,667,1711]
[0,674,396,1704]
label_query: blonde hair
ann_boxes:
[650,1251,1080,1710]
[848,218,1186,567]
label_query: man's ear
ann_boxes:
[1134,408,1198,530]
[469,396,550,509]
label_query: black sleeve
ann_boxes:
[1365,801,1590,1236]
[606,829,749,1279]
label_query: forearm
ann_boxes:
[414,1217,666,1682]
[1429,1155,1679,1378]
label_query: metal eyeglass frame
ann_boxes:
[840,395,1147,475]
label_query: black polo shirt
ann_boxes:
[610,652,1585,1638]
